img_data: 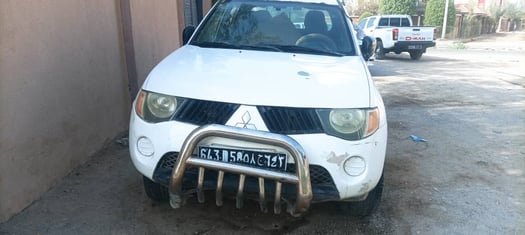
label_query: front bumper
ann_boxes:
[168,124,312,215]
[129,110,387,215]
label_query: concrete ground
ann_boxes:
[1,32,524,235]
[436,31,525,51]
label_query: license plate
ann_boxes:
[198,146,287,171]
[408,45,423,49]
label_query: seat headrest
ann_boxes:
[252,10,272,23]
[304,11,327,34]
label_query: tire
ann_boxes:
[409,50,423,60]
[375,40,385,60]
[143,176,169,202]
[340,174,384,218]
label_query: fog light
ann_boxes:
[343,156,366,176]
[137,137,154,156]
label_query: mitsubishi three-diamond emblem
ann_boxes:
[235,111,257,130]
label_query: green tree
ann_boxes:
[488,2,505,30]
[424,0,456,34]
[503,3,525,31]
[504,3,524,22]
[379,0,415,15]
[359,11,374,21]
[353,0,380,16]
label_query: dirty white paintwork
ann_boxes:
[143,46,371,108]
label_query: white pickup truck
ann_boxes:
[130,0,387,217]
[358,15,436,60]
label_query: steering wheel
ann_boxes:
[295,33,337,51]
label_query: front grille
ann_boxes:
[257,106,324,134]
[286,164,333,185]
[173,99,239,125]
[170,99,323,134]
[310,166,333,185]
[159,152,178,169]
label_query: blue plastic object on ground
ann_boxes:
[410,135,428,142]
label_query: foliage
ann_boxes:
[352,0,380,16]
[415,0,427,15]
[503,3,525,21]
[379,0,415,15]
[502,3,525,31]
[424,0,456,34]
[488,2,505,25]
[462,16,481,38]
[359,12,374,21]
[453,40,467,49]
[460,0,481,37]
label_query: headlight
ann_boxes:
[329,109,366,134]
[317,108,379,140]
[135,90,182,123]
[146,92,177,118]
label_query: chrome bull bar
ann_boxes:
[168,124,313,216]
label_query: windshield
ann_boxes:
[190,0,355,56]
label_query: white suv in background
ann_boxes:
[129,0,387,217]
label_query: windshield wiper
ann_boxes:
[192,41,281,52]
[238,44,282,52]
[192,42,343,56]
[269,45,345,57]
[191,41,240,49]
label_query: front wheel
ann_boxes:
[143,176,169,202]
[340,174,384,218]
[375,40,385,60]
[409,50,424,60]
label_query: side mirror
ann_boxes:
[360,36,375,61]
[182,26,196,45]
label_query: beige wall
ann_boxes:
[0,0,130,222]
[131,0,183,86]
[0,0,184,222]
[204,0,214,13]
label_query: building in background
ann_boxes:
[453,0,524,37]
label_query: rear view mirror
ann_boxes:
[182,26,196,45]
[360,36,375,61]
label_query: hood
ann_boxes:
[142,45,371,108]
